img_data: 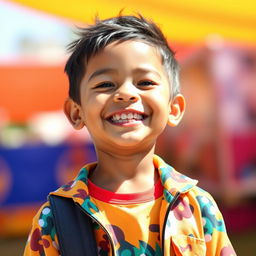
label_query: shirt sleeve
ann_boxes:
[23,202,60,256]
[196,190,237,256]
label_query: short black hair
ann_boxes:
[64,14,180,104]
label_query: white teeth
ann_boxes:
[111,112,144,122]
[121,113,127,120]
[127,113,133,119]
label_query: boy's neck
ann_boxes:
[89,146,158,193]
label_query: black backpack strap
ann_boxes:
[49,195,98,256]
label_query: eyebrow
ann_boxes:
[87,68,117,82]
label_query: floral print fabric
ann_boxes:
[24,155,236,256]
[90,195,163,256]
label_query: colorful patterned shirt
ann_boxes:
[88,178,163,255]
[24,155,236,256]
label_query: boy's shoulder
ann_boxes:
[50,156,199,201]
[32,201,52,224]
[44,156,219,214]
[48,156,216,204]
[49,163,94,202]
[30,200,57,241]
[188,185,222,213]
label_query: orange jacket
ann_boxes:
[24,155,236,255]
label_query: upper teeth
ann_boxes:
[112,112,143,121]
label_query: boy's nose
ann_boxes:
[113,84,139,103]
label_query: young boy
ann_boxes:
[24,15,236,256]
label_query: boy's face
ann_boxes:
[65,40,185,153]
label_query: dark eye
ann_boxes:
[137,80,156,87]
[95,82,114,89]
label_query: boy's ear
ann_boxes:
[168,94,186,127]
[64,98,85,130]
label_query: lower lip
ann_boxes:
[108,119,145,127]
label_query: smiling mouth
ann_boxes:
[107,111,148,124]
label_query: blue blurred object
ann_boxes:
[0,143,96,206]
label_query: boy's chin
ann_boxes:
[107,136,156,152]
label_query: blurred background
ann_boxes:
[0,0,255,255]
